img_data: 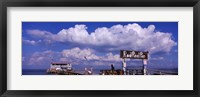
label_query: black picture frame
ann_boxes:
[0,0,200,97]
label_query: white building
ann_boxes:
[50,62,72,70]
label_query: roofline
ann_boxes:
[51,62,71,65]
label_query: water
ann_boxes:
[22,69,100,75]
[22,68,178,75]
[22,69,47,75]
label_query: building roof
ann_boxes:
[51,62,70,65]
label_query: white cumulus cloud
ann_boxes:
[25,47,122,65]
[26,30,57,44]
[22,39,41,45]
[27,50,60,65]
[61,47,99,60]
[26,23,177,54]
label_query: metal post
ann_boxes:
[122,58,126,75]
[143,59,147,75]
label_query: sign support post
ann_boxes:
[143,59,148,75]
[122,58,126,75]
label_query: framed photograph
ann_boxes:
[0,0,200,97]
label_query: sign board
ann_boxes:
[120,50,148,59]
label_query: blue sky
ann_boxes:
[22,22,178,70]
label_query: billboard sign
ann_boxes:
[120,50,148,59]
